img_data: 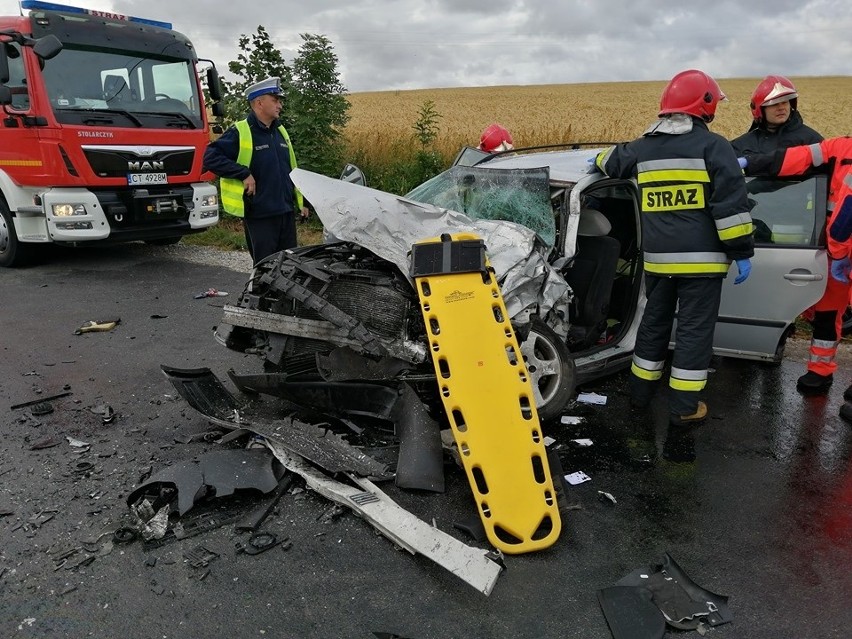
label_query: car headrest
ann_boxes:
[578,208,612,237]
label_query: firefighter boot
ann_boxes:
[670,401,708,427]
[796,371,833,394]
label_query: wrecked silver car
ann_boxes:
[217,146,830,420]
[216,166,590,422]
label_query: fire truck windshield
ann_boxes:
[41,46,203,129]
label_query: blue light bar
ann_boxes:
[20,0,173,30]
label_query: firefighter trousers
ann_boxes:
[808,271,851,376]
[630,275,723,416]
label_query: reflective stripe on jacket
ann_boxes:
[219,119,303,218]
[595,118,754,277]
[775,138,852,260]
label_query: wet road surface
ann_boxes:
[0,244,850,639]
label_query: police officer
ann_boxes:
[595,69,755,425]
[203,76,308,264]
[731,75,823,155]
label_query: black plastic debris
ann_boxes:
[235,532,281,555]
[184,544,219,568]
[235,473,294,532]
[162,366,392,480]
[453,514,487,543]
[599,553,733,638]
[598,586,665,639]
[30,402,54,416]
[227,368,442,492]
[90,404,116,424]
[113,527,137,544]
[127,448,284,516]
[160,365,242,423]
[30,437,61,450]
[316,347,410,382]
[11,391,72,410]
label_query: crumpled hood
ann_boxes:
[290,169,571,327]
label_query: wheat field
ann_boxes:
[344,76,851,165]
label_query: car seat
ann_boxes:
[563,208,622,350]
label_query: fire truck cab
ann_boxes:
[0,1,224,266]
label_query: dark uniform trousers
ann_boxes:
[630,275,723,415]
[244,212,297,264]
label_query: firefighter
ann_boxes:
[742,137,852,397]
[478,123,514,153]
[731,75,823,155]
[595,69,755,425]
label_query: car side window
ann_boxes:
[4,42,30,111]
[746,176,827,247]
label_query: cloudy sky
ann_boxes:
[3,0,851,92]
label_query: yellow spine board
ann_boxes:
[413,233,562,554]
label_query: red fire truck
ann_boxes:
[0,1,224,266]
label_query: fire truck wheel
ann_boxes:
[0,199,33,268]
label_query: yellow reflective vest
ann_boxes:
[219,119,304,218]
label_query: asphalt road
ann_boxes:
[0,243,850,639]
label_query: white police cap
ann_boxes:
[246,76,281,101]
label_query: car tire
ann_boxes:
[517,319,576,422]
[0,198,33,267]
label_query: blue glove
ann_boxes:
[831,256,851,283]
[734,258,751,284]
[737,157,748,169]
[587,156,602,174]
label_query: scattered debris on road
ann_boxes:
[74,318,120,335]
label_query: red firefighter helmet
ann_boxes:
[658,69,726,123]
[478,123,514,153]
[750,75,798,120]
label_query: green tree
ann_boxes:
[288,34,351,176]
[412,100,445,186]
[221,26,292,126]
[412,100,442,148]
[220,30,350,179]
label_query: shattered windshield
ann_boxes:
[405,166,556,247]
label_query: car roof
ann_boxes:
[475,146,610,184]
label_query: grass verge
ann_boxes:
[182,214,324,251]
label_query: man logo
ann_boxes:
[128,160,165,171]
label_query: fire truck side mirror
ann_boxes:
[206,67,222,101]
[0,86,12,106]
[32,35,62,61]
[0,44,10,85]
